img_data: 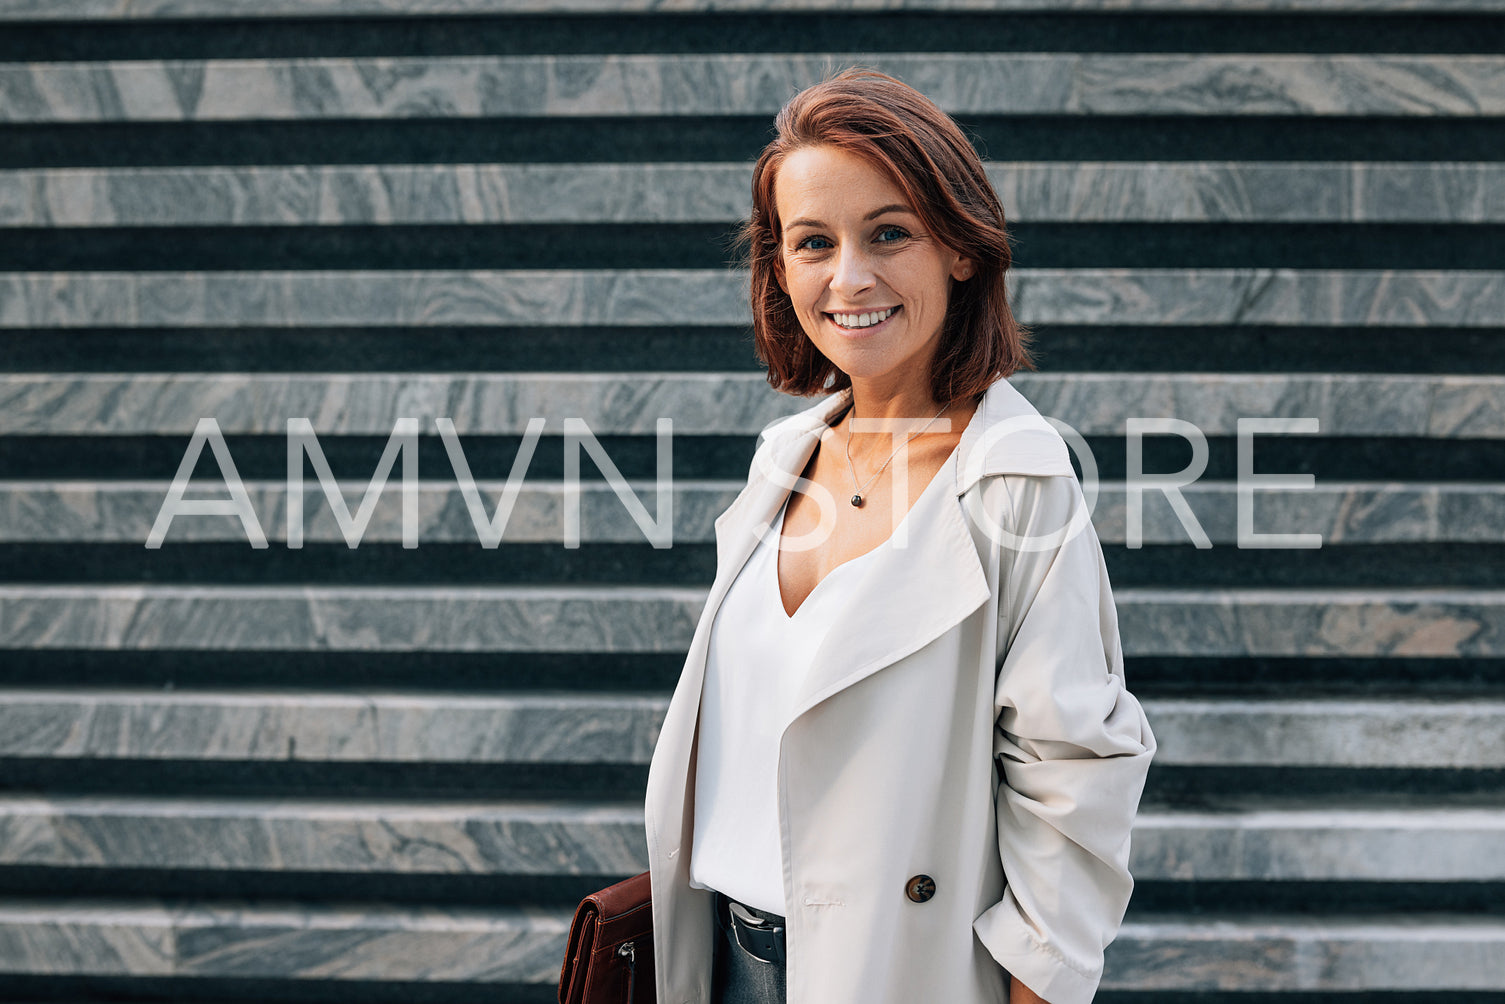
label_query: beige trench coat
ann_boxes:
[644,376,1155,1004]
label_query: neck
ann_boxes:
[843,375,947,430]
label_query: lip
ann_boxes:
[825,305,901,335]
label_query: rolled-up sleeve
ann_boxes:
[972,473,1156,1004]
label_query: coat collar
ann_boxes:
[746,375,1075,499]
[708,375,1074,721]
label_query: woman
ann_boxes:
[644,68,1155,1004]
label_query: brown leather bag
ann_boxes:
[558,869,656,1004]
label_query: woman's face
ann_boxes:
[773,143,973,395]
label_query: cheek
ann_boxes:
[783,266,819,308]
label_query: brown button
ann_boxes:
[905,875,936,903]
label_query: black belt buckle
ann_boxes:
[725,897,786,965]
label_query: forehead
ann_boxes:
[774,145,911,221]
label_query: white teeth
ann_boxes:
[832,307,897,329]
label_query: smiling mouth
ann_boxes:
[827,306,900,330]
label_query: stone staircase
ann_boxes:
[0,1,1502,1001]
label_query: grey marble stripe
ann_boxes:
[6,0,1504,21]
[0,796,649,875]
[0,900,571,982]
[3,269,1499,328]
[1105,915,1505,992]
[988,161,1505,224]
[4,372,1502,437]
[1132,807,1505,881]
[0,691,667,763]
[3,690,1498,768]
[3,54,1502,122]
[0,480,742,545]
[0,900,1496,989]
[1148,698,1505,768]
[0,795,1499,881]
[1094,481,1505,546]
[3,480,1502,546]
[0,268,747,328]
[0,164,755,226]
[0,372,792,435]
[2,585,1502,656]
[1123,587,1505,657]
[6,163,1502,225]
[0,585,707,652]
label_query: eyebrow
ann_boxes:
[784,203,915,233]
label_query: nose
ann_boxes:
[829,242,876,298]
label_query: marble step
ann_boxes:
[0,794,1500,882]
[2,584,1502,656]
[5,371,1502,438]
[3,53,1503,122]
[0,900,1498,992]
[3,268,1498,328]
[5,162,1502,225]
[5,0,1501,20]
[1106,914,1505,992]
[0,691,667,765]
[2,690,1501,769]
[3,0,1501,19]
[1146,697,1505,768]
[0,898,571,984]
[7,480,1502,546]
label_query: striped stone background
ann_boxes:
[0,1,1502,1001]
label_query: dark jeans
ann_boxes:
[711,894,788,1004]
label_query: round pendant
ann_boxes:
[850,494,864,508]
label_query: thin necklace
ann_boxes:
[842,401,949,508]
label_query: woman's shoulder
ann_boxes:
[958,377,1076,489]
[755,388,850,449]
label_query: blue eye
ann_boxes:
[876,226,907,243]
[796,235,832,251]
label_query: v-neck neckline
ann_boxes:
[772,440,957,620]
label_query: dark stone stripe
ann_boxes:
[0,542,722,586]
[6,755,1504,807]
[0,652,1499,697]
[0,649,685,691]
[0,864,630,909]
[2,326,1497,375]
[2,13,1503,59]
[1144,766,1505,807]
[4,116,1503,168]
[2,542,1501,589]
[2,435,1499,481]
[1071,437,1505,483]
[1130,880,1505,916]
[0,224,742,271]
[7,223,1504,271]
[1129,656,1505,698]
[0,327,765,374]
[0,868,1496,917]
[0,757,650,800]
[1106,543,1505,589]
[1101,994,1505,1003]
[0,975,559,1004]
[1024,326,1504,376]
[0,434,758,480]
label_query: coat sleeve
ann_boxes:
[971,473,1156,1004]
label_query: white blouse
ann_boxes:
[689,458,952,915]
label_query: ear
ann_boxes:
[774,252,788,294]
[951,256,975,282]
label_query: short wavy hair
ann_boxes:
[741,67,1035,401]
